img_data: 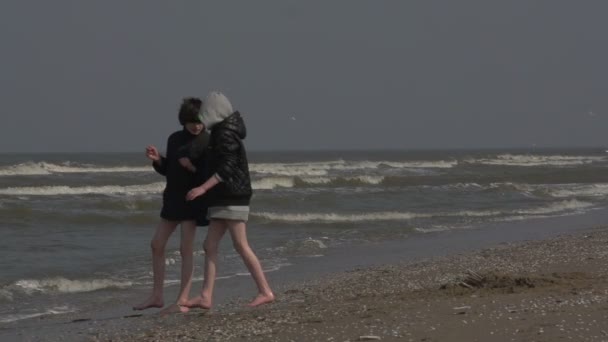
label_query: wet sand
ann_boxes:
[97,226,608,342]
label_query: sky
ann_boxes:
[1,1,607,152]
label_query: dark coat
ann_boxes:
[187,112,252,206]
[153,129,210,225]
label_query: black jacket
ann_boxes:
[154,129,210,225]
[189,111,252,206]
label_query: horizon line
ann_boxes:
[0,146,606,154]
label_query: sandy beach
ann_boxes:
[79,225,608,342]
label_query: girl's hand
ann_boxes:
[186,187,206,201]
[145,145,161,162]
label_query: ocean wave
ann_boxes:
[250,159,456,176]
[252,200,593,224]
[515,199,594,215]
[466,154,607,167]
[546,183,608,198]
[414,225,456,233]
[270,238,329,256]
[0,306,76,324]
[0,182,165,196]
[438,182,608,200]
[251,210,500,223]
[0,289,13,302]
[252,176,386,190]
[9,277,133,295]
[253,177,295,190]
[0,161,151,176]
[482,182,608,200]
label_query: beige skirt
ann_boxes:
[207,206,250,222]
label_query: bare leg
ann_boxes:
[133,220,178,310]
[159,220,197,315]
[228,220,275,307]
[186,219,226,310]
[177,221,197,304]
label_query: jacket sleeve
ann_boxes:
[152,135,173,176]
[215,130,241,182]
[152,157,167,176]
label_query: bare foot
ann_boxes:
[184,295,212,310]
[247,292,275,307]
[133,297,163,311]
[159,303,190,316]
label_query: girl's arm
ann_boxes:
[146,144,167,176]
[186,174,221,201]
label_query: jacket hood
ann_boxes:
[217,111,247,139]
[198,91,234,130]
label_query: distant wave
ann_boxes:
[252,200,593,223]
[252,176,385,190]
[414,225,456,233]
[0,162,151,176]
[251,210,498,223]
[253,175,608,191]
[1,154,604,178]
[514,199,594,215]
[483,182,608,200]
[0,182,164,196]
[4,178,607,201]
[465,154,607,167]
[545,183,608,198]
[250,159,457,176]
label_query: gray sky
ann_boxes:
[1,1,607,152]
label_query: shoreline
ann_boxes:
[105,225,608,341]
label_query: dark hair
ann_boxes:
[178,97,203,125]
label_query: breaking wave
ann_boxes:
[466,154,607,167]
[252,200,594,223]
[250,159,457,176]
[0,162,150,176]
[0,182,165,196]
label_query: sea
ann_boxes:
[1,148,608,326]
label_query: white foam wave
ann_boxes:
[253,211,422,222]
[547,183,608,198]
[515,200,594,215]
[345,176,385,185]
[303,238,327,249]
[278,238,329,255]
[0,182,165,196]
[11,277,133,294]
[0,289,13,302]
[253,205,590,223]
[250,159,455,176]
[300,177,333,185]
[414,225,454,233]
[444,182,608,201]
[0,162,151,176]
[252,175,386,190]
[0,306,75,323]
[469,154,606,167]
[165,275,235,285]
[252,177,295,190]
